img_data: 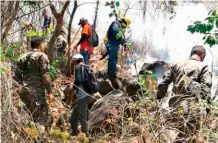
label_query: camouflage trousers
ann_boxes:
[19,86,49,126]
[163,95,207,143]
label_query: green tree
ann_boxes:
[187,10,218,47]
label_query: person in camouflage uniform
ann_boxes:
[157,46,212,142]
[15,36,54,126]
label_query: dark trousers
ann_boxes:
[80,50,89,64]
[107,45,119,77]
[70,96,90,135]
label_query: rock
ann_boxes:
[98,80,114,95]
[121,76,140,99]
[139,61,169,77]
[121,74,158,98]
[88,90,133,135]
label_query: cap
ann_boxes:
[191,46,206,55]
[78,18,87,25]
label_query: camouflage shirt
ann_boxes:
[157,57,212,100]
[15,49,52,93]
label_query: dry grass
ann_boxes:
[1,61,217,143]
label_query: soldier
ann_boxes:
[157,46,212,142]
[15,36,54,127]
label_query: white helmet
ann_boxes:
[72,53,83,61]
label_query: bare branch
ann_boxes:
[61,1,70,15]
[49,2,58,17]
[15,4,49,20]
[1,1,20,43]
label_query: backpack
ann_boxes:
[88,26,99,47]
[82,65,99,94]
[172,70,201,96]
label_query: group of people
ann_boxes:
[15,12,213,141]
[24,9,51,36]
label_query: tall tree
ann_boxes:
[47,1,70,61]
[66,0,99,76]
[1,1,20,43]
[66,0,78,76]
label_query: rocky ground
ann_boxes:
[1,47,218,143]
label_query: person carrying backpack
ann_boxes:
[70,53,98,136]
[74,18,99,64]
[157,46,212,142]
[15,36,54,128]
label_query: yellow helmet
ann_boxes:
[123,17,131,25]
[104,35,108,44]
[24,22,30,26]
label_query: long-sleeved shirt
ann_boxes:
[157,57,212,100]
[106,21,125,47]
[43,17,51,30]
[15,49,52,93]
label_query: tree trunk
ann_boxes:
[1,1,20,43]
[66,0,78,77]
[47,1,70,61]
[216,85,218,96]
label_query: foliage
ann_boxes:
[0,43,21,63]
[25,26,54,38]
[23,121,39,140]
[187,10,218,47]
[139,70,158,96]
[50,129,70,141]
[50,55,66,81]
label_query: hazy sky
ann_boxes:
[70,0,218,66]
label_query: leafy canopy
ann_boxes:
[187,10,218,47]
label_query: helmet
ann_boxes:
[122,17,131,25]
[24,22,30,26]
[72,54,83,61]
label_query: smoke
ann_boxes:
[70,1,218,97]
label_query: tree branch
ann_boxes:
[49,2,58,17]
[15,4,49,20]
[66,0,78,76]
[47,0,70,61]
[61,1,70,15]
[1,1,20,43]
